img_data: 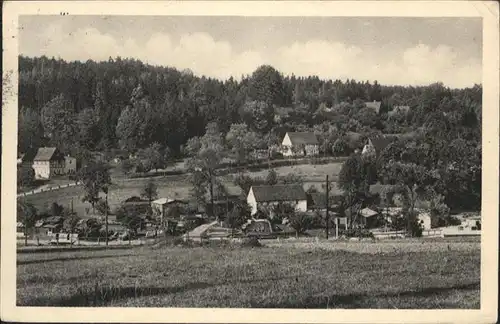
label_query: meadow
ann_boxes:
[17,239,480,308]
[21,161,344,216]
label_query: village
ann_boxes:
[16,125,481,247]
[11,12,485,309]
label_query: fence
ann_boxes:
[17,181,81,198]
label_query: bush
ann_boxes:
[239,236,262,248]
[341,228,374,238]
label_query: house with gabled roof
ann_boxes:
[364,101,382,114]
[31,147,66,179]
[151,198,188,221]
[247,184,308,215]
[281,132,319,157]
[362,136,396,157]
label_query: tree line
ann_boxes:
[19,55,481,164]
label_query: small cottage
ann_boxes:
[151,198,188,221]
[281,132,319,157]
[32,147,66,180]
[362,136,395,157]
[247,184,308,216]
[364,101,382,114]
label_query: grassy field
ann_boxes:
[17,240,480,308]
[21,162,344,216]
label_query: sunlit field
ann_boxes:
[17,239,480,308]
[21,162,344,216]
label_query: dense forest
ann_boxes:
[18,55,481,154]
[18,55,482,211]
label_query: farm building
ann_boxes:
[359,207,379,228]
[247,184,308,216]
[460,214,482,229]
[151,198,188,221]
[364,101,382,114]
[121,196,151,215]
[362,136,396,157]
[281,132,319,157]
[30,147,66,180]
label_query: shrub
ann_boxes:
[239,236,262,248]
[341,228,374,238]
[288,212,313,237]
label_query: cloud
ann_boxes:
[24,22,481,88]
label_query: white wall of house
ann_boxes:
[417,212,432,230]
[362,140,375,155]
[33,161,51,180]
[33,160,65,180]
[281,133,293,157]
[247,188,258,215]
[249,198,308,216]
[151,203,165,219]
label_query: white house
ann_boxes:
[281,132,319,157]
[417,212,432,230]
[247,184,308,216]
[32,147,66,180]
[364,101,382,114]
[362,136,395,157]
[65,155,77,174]
[151,198,187,222]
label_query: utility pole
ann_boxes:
[104,189,109,246]
[325,175,329,240]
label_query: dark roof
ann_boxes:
[345,131,363,142]
[286,132,319,145]
[364,101,382,114]
[44,216,64,224]
[369,136,395,154]
[250,184,307,202]
[34,147,61,161]
[124,196,146,203]
[21,148,38,162]
[369,184,396,195]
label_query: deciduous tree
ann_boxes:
[77,161,111,214]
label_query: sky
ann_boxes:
[19,16,482,88]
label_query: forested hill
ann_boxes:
[18,55,482,157]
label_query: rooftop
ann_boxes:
[250,184,307,202]
[364,101,382,114]
[285,132,319,145]
[34,147,63,161]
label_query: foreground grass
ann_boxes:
[17,241,480,308]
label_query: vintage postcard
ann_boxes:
[1,1,499,323]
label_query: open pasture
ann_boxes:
[20,162,344,216]
[17,240,480,308]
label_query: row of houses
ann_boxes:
[18,147,77,180]
[245,183,439,230]
[281,131,397,158]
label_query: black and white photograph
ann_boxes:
[1,1,499,323]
